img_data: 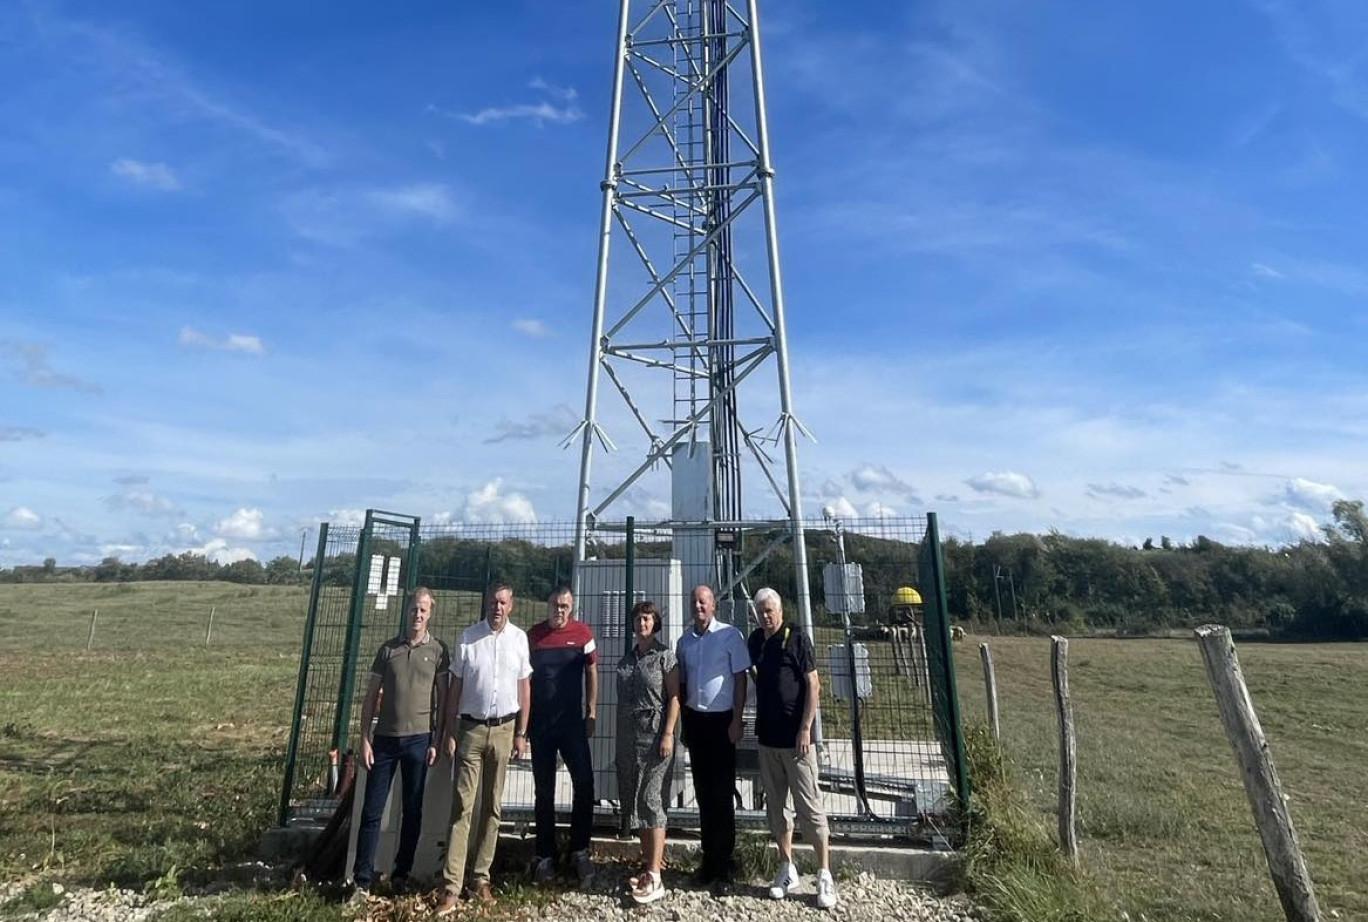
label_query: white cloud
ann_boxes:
[849,463,918,496]
[110,158,181,191]
[1251,262,1284,279]
[1286,512,1321,542]
[0,427,44,441]
[818,496,860,521]
[178,326,266,354]
[328,508,368,527]
[105,488,183,517]
[196,538,256,565]
[1275,477,1342,511]
[513,319,551,337]
[3,507,42,530]
[215,507,267,540]
[463,478,537,524]
[965,471,1040,499]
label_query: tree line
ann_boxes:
[5,500,1367,640]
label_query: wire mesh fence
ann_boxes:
[277,512,967,843]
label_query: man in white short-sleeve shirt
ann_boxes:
[437,582,532,914]
[675,584,749,887]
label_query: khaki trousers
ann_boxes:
[442,720,514,893]
[757,743,830,846]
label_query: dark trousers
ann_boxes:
[353,732,431,887]
[531,724,595,859]
[682,707,737,874]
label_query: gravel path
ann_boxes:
[2,866,982,922]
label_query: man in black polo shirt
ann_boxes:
[350,587,450,903]
[747,587,838,910]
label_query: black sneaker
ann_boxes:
[690,865,717,887]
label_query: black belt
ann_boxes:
[460,713,517,727]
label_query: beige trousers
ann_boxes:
[442,720,514,894]
[757,743,830,846]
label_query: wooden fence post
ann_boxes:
[86,609,98,651]
[1195,625,1321,922]
[205,606,216,646]
[979,642,1000,741]
[1051,635,1078,868]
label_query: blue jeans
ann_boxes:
[531,724,595,859]
[353,733,431,887]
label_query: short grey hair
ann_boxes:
[754,587,782,608]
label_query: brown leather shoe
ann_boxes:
[434,889,462,917]
[471,880,496,905]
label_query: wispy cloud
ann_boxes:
[1255,1,1368,121]
[0,427,45,442]
[44,12,327,165]
[110,158,181,191]
[966,471,1040,499]
[1251,262,1284,279]
[513,319,552,337]
[484,405,579,444]
[1086,482,1147,500]
[282,183,459,246]
[431,79,583,127]
[529,77,578,102]
[2,507,42,531]
[1164,474,1190,487]
[0,340,101,393]
[368,183,458,222]
[177,327,266,354]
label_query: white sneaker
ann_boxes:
[768,862,799,900]
[816,869,838,910]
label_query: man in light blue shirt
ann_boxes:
[675,584,750,887]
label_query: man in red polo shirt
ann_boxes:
[527,587,599,884]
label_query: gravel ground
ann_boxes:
[1,866,982,922]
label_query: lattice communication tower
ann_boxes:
[570,0,813,629]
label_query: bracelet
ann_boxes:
[515,730,527,739]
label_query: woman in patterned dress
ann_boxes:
[615,600,680,904]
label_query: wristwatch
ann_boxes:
[515,730,527,739]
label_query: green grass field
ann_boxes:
[0,583,307,892]
[1,583,1364,922]
[952,634,1368,921]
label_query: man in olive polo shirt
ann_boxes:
[351,587,450,901]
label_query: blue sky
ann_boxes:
[3,0,1368,566]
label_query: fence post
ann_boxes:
[204,606,216,646]
[624,515,635,653]
[1195,625,1321,922]
[979,642,1000,741]
[1051,635,1078,867]
[86,609,98,651]
[278,523,330,827]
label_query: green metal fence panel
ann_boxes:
[279,510,967,843]
[920,511,970,821]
